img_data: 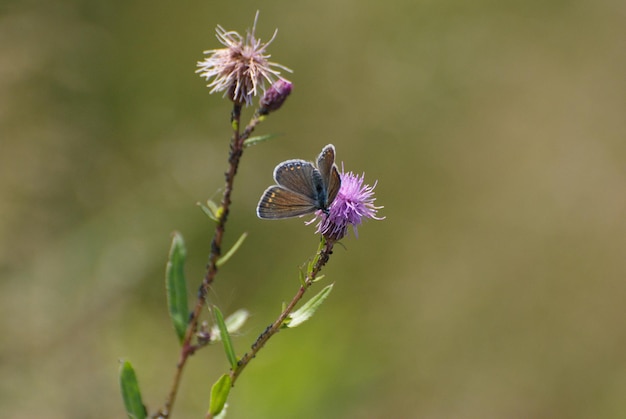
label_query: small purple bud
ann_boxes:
[259,79,293,115]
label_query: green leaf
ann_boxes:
[208,373,232,417]
[216,232,248,268]
[198,200,221,222]
[119,360,147,419]
[210,309,250,342]
[307,238,325,275]
[214,306,238,369]
[298,268,306,287]
[285,284,334,328]
[243,133,278,148]
[312,274,325,283]
[166,232,189,343]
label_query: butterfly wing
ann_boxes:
[326,165,341,205]
[256,185,318,219]
[273,159,320,201]
[316,144,341,207]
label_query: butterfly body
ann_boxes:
[257,145,341,219]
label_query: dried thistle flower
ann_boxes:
[196,11,292,106]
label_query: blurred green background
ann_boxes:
[2,0,625,418]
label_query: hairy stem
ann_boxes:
[155,104,265,418]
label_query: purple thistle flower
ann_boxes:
[310,169,384,240]
[196,11,292,106]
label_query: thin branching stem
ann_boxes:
[155,104,265,418]
[229,237,335,385]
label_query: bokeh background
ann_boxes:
[2,0,625,418]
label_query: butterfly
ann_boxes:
[256,144,342,219]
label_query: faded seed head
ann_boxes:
[196,11,292,106]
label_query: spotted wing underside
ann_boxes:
[256,185,318,219]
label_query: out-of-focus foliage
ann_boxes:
[165,232,188,343]
[1,0,625,418]
[119,360,147,419]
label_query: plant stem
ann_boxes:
[154,104,265,418]
[229,237,335,385]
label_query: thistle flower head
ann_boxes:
[196,11,292,106]
[311,169,384,240]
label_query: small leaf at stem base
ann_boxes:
[243,133,278,148]
[166,232,189,343]
[119,360,147,419]
[216,232,248,268]
[208,373,232,417]
[214,306,238,369]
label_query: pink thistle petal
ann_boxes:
[312,170,384,240]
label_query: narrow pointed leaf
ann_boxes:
[206,199,222,217]
[214,306,238,369]
[298,268,306,287]
[285,284,334,328]
[312,274,325,283]
[208,373,231,417]
[307,238,325,275]
[243,133,277,148]
[216,232,248,268]
[166,232,189,343]
[210,309,250,342]
[198,201,219,222]
[119,360,146,419]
